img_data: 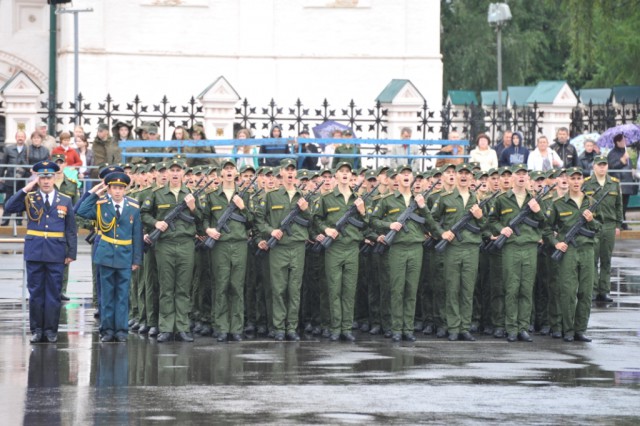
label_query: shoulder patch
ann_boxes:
[144,199,152,206]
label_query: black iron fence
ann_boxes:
[571,100,640,135]
[0,93,638,150]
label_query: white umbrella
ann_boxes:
[570,132,601,156]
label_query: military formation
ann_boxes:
[8,150,623,345]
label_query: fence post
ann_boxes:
[198,76,241,154]
[0,71,42,144]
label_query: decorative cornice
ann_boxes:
[0,51,48,88]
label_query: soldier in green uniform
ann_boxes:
[548,168,569,338]
[313,162,367,341]
[141,158,202,343]
[255,158,311,341]
[137,163,162,337]
[489,166,512,338]
[544,167,600,342]
[584,155,623,302]
[51,154,79,301]
[431,163,487,342]
[127,164,149,333]
[489,164,545,342]
[420,169,444,335]
[471,170,491,333]
[332,130,361,169]
[530,170,554,335]
[252,166,278,336]
[355,169,379,332]
[371,165,437,342]
[203,160,253,342]
[370,166,396,337]
[431,164,457,338]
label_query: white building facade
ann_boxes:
[0,0,443,143]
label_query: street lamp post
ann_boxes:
[55,6,93,123]
[488,3,512,118]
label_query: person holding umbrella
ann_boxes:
[607,133,638,230]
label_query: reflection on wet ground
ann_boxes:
[0,242,639,424]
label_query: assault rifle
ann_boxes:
[551,187,606,262]
[201,175,259,250]
[144,176,213,252]
[434,189,500,253]
[372,180,439,255]
[311,182,379,252]
[255,179,324,256]
[486,183,557,252]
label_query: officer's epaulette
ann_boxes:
[96,196,108,205]
[611,177,619,182]
[27,191,37,196]
[126,197,140,208]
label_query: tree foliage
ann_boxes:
[442,0,640,95]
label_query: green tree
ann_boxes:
[442,0,640,94]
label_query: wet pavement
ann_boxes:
[0,241,639,424]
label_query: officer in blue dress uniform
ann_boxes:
[77,172,143,342]
[74,164,125,319]
[4,161,77,343]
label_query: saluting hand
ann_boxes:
[23,178,39,193]
[90,182,107,196]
